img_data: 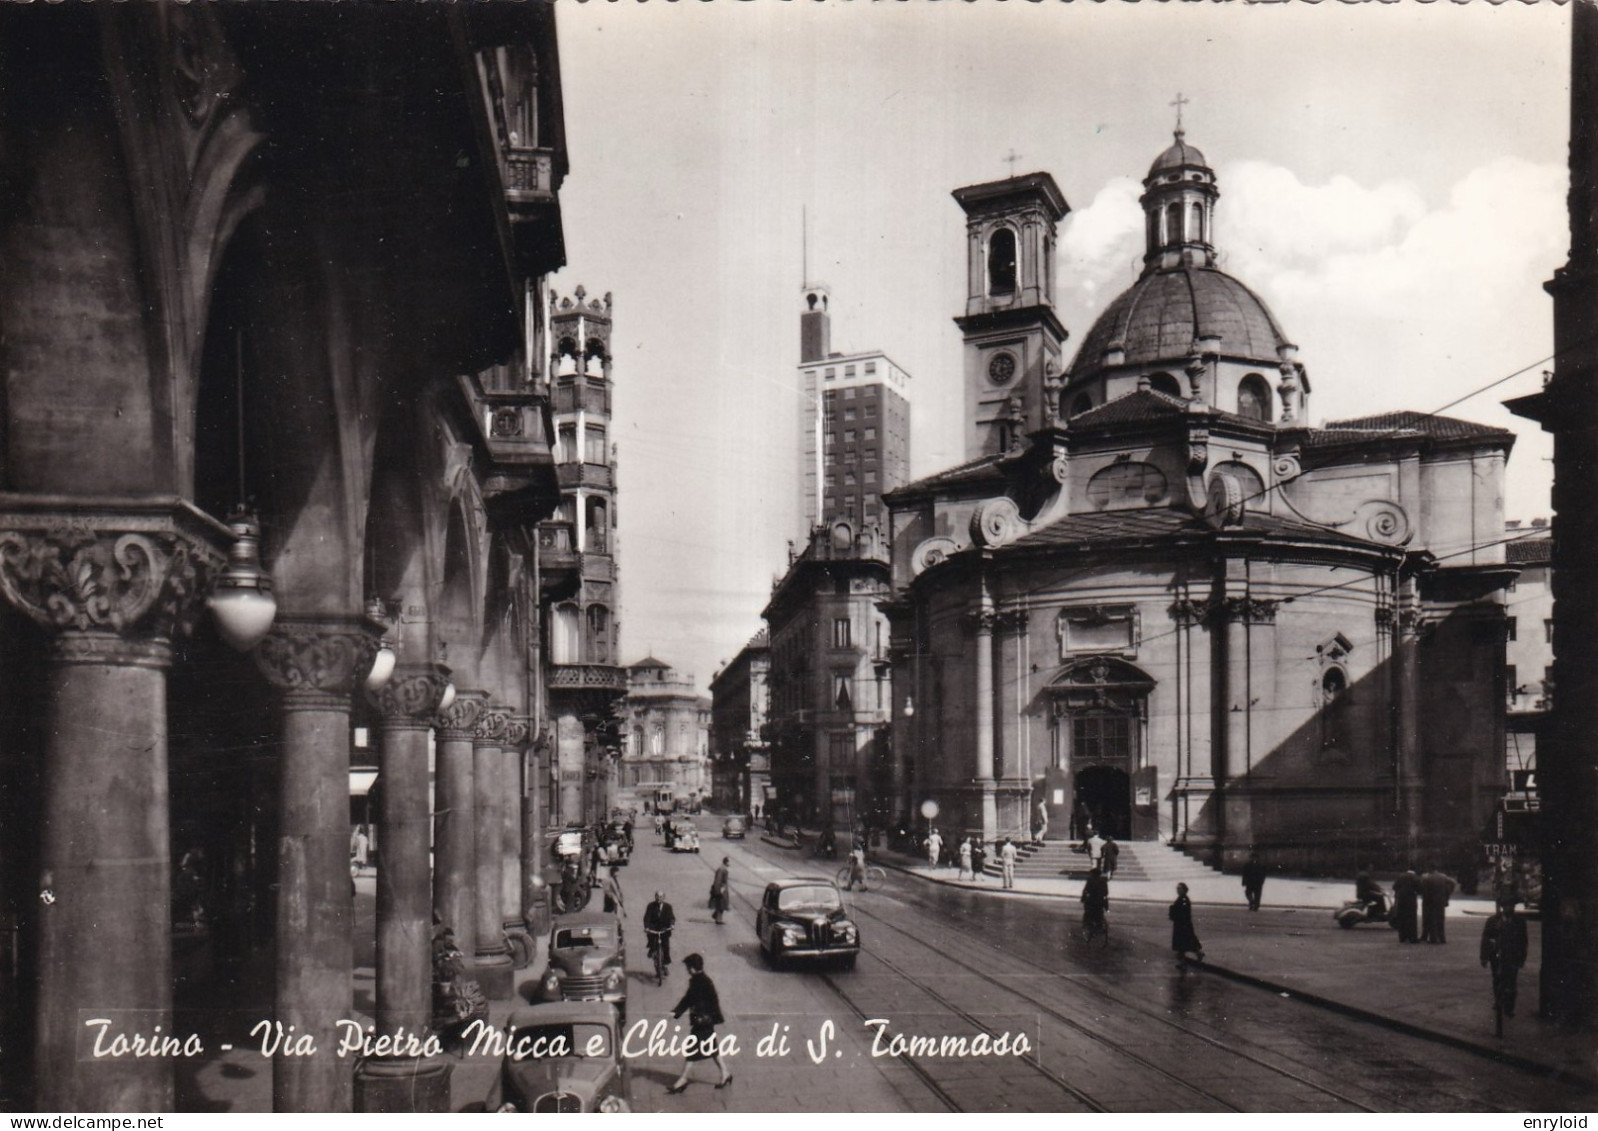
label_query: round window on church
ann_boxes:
[988,351,1017,385]
[1086,461,1169,510]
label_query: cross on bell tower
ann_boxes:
[1170,92,1189,134]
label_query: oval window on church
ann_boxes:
[1086,462,1169,510]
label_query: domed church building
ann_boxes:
[884,130,1515,875]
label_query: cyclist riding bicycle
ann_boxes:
[844,842,868,891]
[1081,866,1110,941]
[644,890,676,978]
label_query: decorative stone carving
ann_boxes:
[970,497,1025,548]
[1170,598,1213,626]
[0,504,227,642]
[503,718,531,747]
[964,608,1001,634]
[1222,597,1279,624]
[1354,500,1413,546]
[994,609,1029,635]
[1272,453,1302,483]
[911,536,960,576]
[367,665,451,721]
[474,706,514,744]
[435,690,487,737]
[254,619,382,697]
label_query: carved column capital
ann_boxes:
[474,706,514,745]
[503,717,531,747]
[367,663,451,724]
[993,609,1029,635]
[0,497,228,646]
[964,609,1000,634]
[435,689,487,739]
[1170,598,1214,626]
[254,616,381,705]
[1222,596,1279,625]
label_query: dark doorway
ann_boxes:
[1074,765,1131,840]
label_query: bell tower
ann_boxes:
[952,171,1070,459]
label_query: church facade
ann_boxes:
[885,132,1513,875]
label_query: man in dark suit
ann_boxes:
[1391,868,1421,943]
[1419,866,1456,944]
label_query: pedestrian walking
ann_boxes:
[710,857,730,925]
[925,827,943,870]
[1081,866,1110,944]
[958,836,974,881]
[1086,830,1106,871]
[972,839,987,883]
[1419,865,1456,944]
[1169,882,1204,968]
[350,825,370,873]
[1000,837,1017,889]
[1480,895,1528,1019]
[1392,868,1420,943]
[602,864,626,917]
[1035,800,1050,844]
[666,954,731,1093]
[1241,851,1266,911]
[1102,836,1120,881]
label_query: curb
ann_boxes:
[878,854,1597,1089]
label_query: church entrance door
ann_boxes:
[1074,765,1131,840]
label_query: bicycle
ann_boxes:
[645,928,669,985]
[836,863,888,892]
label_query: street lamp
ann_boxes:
[207,509,277,651]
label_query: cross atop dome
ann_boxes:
[1170,92,1189,138]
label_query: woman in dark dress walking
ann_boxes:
[666,954,731,1093]
[1169,882,1205,968]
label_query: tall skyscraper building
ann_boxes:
[797,283,912,534]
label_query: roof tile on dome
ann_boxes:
[1071,267,1291,379]
[1068,388,1189,427]
[1148,133,1208,176]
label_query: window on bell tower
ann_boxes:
[1237,375,1273,422]
[988,228,1017,296]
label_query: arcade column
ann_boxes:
[471,707,514,1000]
[432,690,485,960]
[253,616,380,1114]
[0,500,227,1113]
[355,664,452,1113]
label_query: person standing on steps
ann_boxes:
[1169,882,1204,968]
[1101,835,1120,881]
[710,857,730,925]
[666,954,731,1094]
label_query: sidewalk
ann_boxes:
[880,846,1597,1088]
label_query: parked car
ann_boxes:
[670,824,701,853]
[485,1001,631,1113]
[722,817,747,840]
[533,912,627,1022]
[755,877,859,970]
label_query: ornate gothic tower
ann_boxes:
[952,172,1070,459]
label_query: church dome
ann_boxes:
[1148,132,1207,176]
[1071,265,1292,377]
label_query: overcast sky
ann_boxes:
[547,2,1570,693]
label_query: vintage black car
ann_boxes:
[485,1001,631,1113]
[722,817,747,840]
[533,912,627,1021]
[755,877,859,970]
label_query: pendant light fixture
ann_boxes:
[207,331,277,651]
[364,595,397,691]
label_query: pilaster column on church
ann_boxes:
[554,710,585,827]
[1394,601,1424,854]
[355,663,452,1112]
[0,503,227,1112]
[433,690,486,961]
[253,616,380,1114]
[1169,597,1214,843]
[471,706,514,1000]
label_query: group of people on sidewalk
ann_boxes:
[921,827,1120,887]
